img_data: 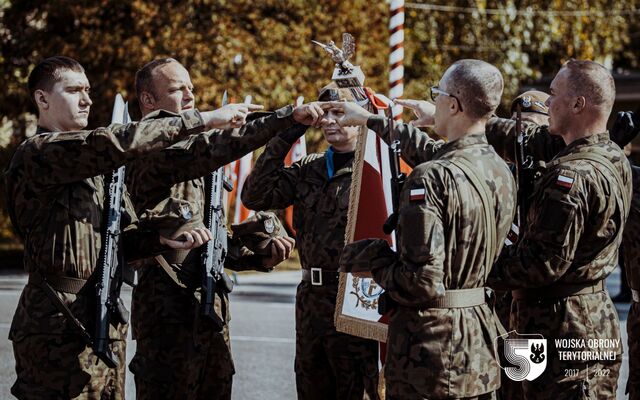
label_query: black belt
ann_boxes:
[512,280,605,301]
[301,268,339,286]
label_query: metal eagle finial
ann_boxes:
[312,32,356,72]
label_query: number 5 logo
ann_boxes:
[495,331,547,381]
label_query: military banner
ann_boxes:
[334,120,394,343]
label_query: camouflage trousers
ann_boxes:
[627,302,640,400]
[386,390,497,400]
[509,292,622,400]
[130,322,233,400]
[130,265,234,400]
[295,281,380,400]
[11,333,126,400]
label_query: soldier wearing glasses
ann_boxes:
[334,59,515,399]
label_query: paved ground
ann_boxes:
[0,268,632,399]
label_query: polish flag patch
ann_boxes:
[505,223,520,246]
[410,188,426,202]
[556,174,574,190]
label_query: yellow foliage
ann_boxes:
[0,0,638,245]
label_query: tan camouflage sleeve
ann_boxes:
[366,115,445,168]
[131,106,296,185]
[20,109,204,188]
[371,164,446,305]
[241,132,303,211]
[490,167,587,288]
[485,117,564,163]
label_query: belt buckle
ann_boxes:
[633,289,640,303]
[311,268,323,286]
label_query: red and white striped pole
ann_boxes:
[389,0,404,120]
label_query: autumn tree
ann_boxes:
[0,0,638,248]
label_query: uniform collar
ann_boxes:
[35,126,53,135]
[324,146,354,179]
[435,132,488,158]
[557,132,610,158]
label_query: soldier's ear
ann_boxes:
[449,97,459,115]
[139,91,155,110]
[572,96,586,114]
[34,89,49,110]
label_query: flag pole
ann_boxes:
[389,0,404,120]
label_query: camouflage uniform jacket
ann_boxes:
[487,131,630,365]
[624,165,640,291]
[345,128,515,397]
[241,127,352,276]
[6,110,204,342]
[489,132,632,289]
[126,106,295,275]
[126,107,295,336]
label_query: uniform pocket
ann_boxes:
[63,179,103,227]
[535,198,577,247]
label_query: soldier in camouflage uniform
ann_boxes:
[394,63,635,399]
[492,90,551,333]
[6,56,227,400]
[625,163,640,400]
[334,59,515,399]
[126,58,325,400]
[619,111,640,398]
[241,85,380,400]
[617,111,640,399]
[483,60,633,399]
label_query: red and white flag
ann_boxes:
[233,152,254,224]
[335,93,402,344]
[225,152,255,224]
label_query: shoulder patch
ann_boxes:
[409,188,426,202]
[555,170,576,191]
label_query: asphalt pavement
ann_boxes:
[0,268,632,399]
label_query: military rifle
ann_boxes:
[201,91,234,330]
[382,109,406,238]
[93,95,130,368]
[379,108,405,315]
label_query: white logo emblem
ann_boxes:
[496,332,547,381]
[264,218,275,234]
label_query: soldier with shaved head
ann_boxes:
[334,59,516,399]
[392,60,639,400]
[485,60,632,399]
